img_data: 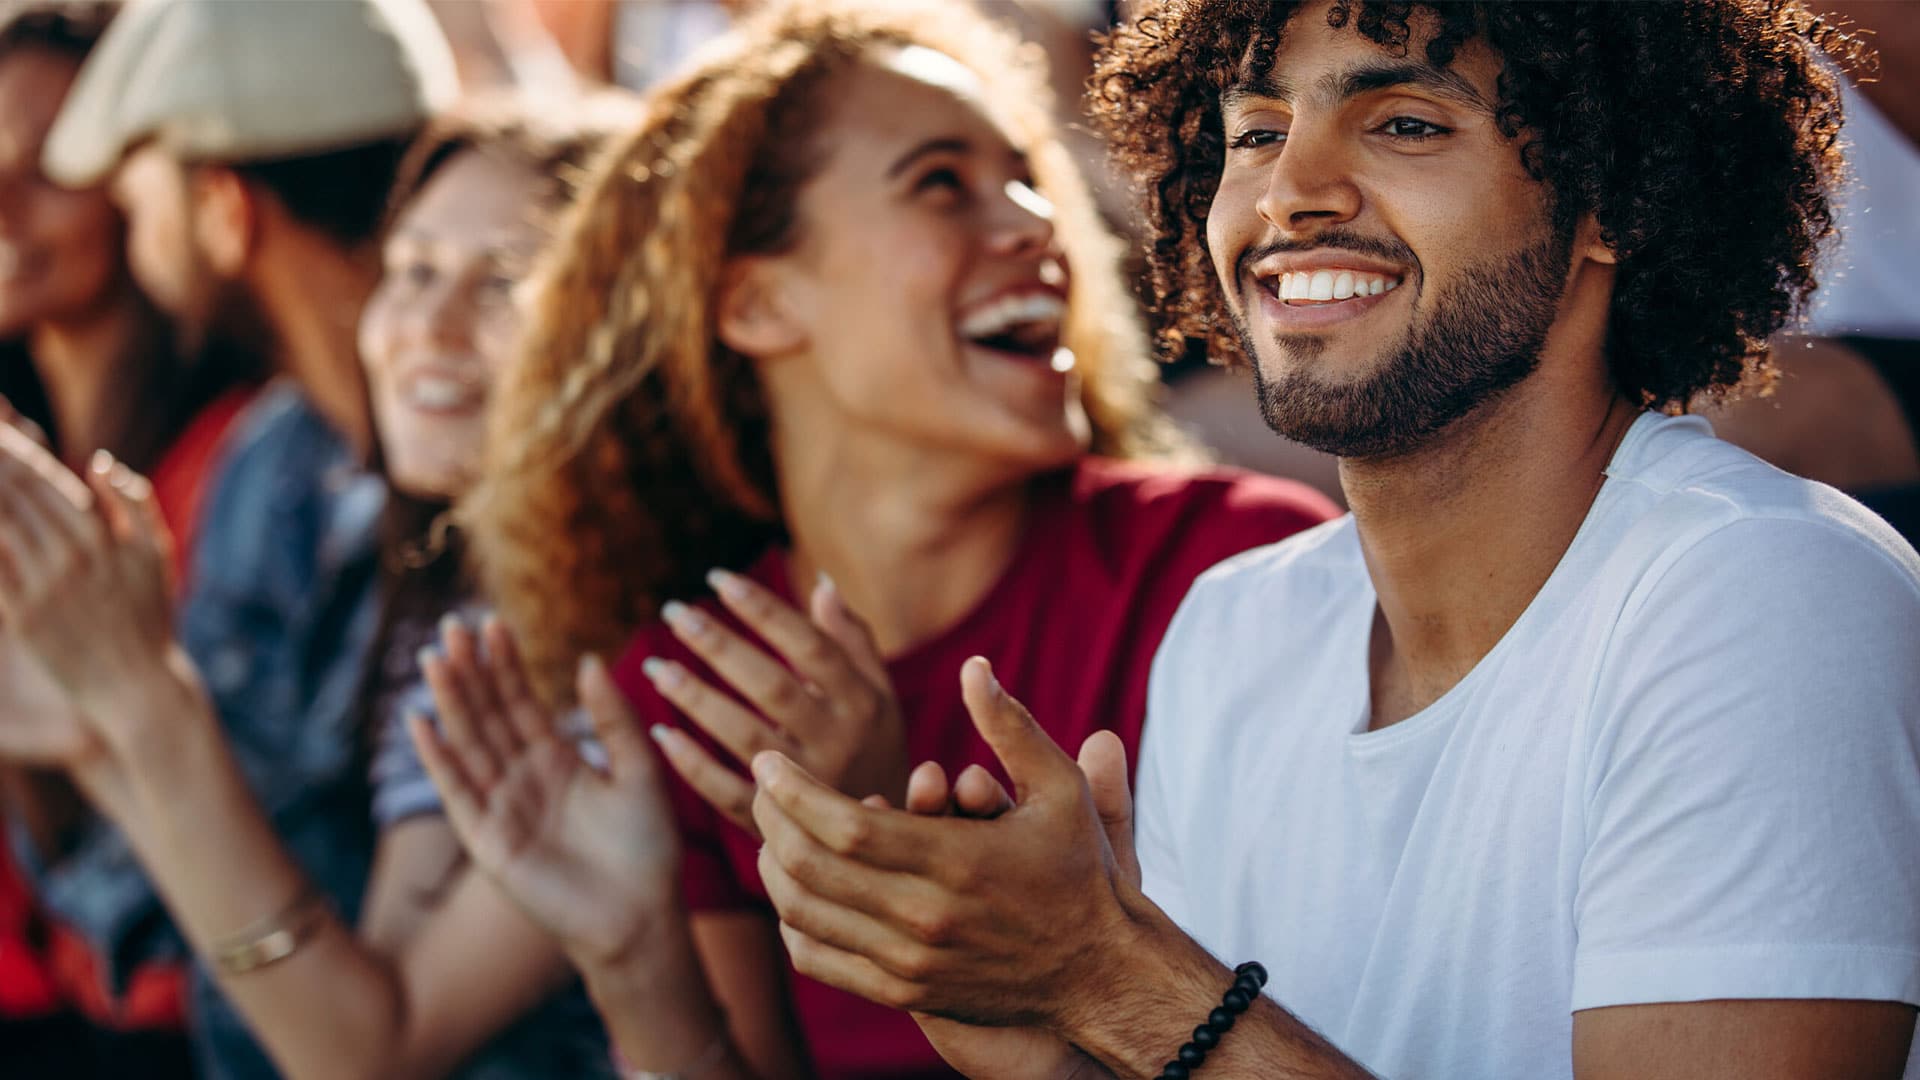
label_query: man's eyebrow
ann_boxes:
[1221,59,1490,114]
[1329,60,1489,111]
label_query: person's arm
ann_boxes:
[0,440,583,1079]
[749,656,1918,1080]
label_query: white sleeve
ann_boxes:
[1573,516,1920,1011]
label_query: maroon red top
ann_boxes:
[613,457,1336,1079]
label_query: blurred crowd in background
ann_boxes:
[0,0,1914,1078]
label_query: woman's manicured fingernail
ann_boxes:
[439,613,464,639]
[649,723,676,747]
[417,646,438,670]
[662,600,707,635]
[706,568,750,603]
[641,656,684,689]
[816,570,836,594]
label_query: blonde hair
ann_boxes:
[469,0,1188,704]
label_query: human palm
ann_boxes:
[412,616,683,966]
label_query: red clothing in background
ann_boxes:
[0,387,254,1031]
[613,457,1336,1079]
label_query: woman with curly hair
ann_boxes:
[718,3,1920,1078]
[401,1,1333,1076]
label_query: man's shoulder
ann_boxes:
[1604,414,1920,602]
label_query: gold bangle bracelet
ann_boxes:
[211,887,331,976]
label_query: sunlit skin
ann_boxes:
[359,149,546,499]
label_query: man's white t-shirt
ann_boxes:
[1138,413,1920,1079]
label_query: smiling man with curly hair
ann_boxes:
[742,3,1920,1077]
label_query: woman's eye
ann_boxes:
[400,260,437,287]
[1381,117,1450,139]
[917,167,964,194]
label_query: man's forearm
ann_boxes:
[1066,907,1374,1080]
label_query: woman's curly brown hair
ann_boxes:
[469,0,1184,705]
[1092,0,1862,411]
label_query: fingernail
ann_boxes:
[648,723,674,747]
[417,645,439,670]
[641,656,683,689]
[89,448,112,474]
[439,613,464,640]
[816,570,836,595]
[580,653,605,679]
[706,568,749,603]
[751,750,781,784]
[661,600,707,635]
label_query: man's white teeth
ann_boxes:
[958,292,1066,339]
[1276,270,1399,302]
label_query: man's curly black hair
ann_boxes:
[1091,0,1861,411]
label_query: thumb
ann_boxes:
[809,573,887,687]
[957,656,1073,802]
[1077,730,1138,887]
[575,654,657,783]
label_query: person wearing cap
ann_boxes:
[9,1,458,1077]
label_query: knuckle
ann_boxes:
[826,814,874,857]
[904,906,958,948]
[762,676,806,715]
[887,944,941,986]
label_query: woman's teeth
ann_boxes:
[404,374,481,411]
[1276,270,1400,303]
[959,292,1066,342]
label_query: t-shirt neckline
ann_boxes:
[1344,412,1658,746]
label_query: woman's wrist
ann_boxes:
[577,901,735,1070]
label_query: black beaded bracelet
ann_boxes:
[1155,961,1268,1080]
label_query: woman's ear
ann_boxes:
[715,256,806,359]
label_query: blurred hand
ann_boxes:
[641,569,909,837]
[0,393,53,453]
[0,432,186,745]
[411,617,683,967]
[749,657,1143,1073]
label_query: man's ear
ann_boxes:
[715,256,806,360]
[188,165,256,277]
[1575,212,1618,266]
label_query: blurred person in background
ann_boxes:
[0,97,634,1080]
[398,2,1331,1077]
[0,2,261,1075]
[1703,0,1920,543]
[1,0,455,1076]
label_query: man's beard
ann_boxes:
[1242,227,1574,461]
[177,277,279,369]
